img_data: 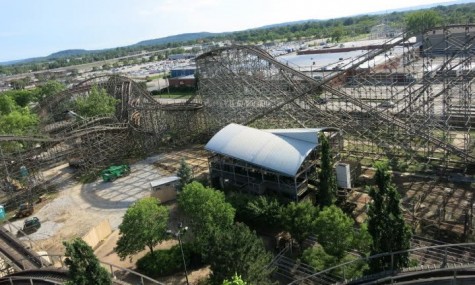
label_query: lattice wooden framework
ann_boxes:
[0,75,205,208]
[196,25,475,173]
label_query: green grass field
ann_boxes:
[153,93,193,99]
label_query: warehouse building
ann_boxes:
[170,66,196,78]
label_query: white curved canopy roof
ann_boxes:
[205,124,321,176]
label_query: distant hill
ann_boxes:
[368,0,475,14]
[48,49,91,58]
[256,19,321,30]
[1,0,473,66]
[134,32,222,47]
[0,32,222,65]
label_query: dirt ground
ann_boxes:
[2,146,210,284]
[348,168,474,240]
[94,206,210,285]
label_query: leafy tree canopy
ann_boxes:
[74,85,118,117]
[302,245,368,280]
[63,237,111,285]
[2,90,34,107]
[405,10,442,35]
[302,244,337,272]
[315,205,355,259]
[223,274,248,285]
[245,195,283,228]
[0,95,18,115]
[178,182,235,250]
[207,223,274,285]
[0,89,38,135]
[115,197,169,260]
[281,200,319,246]
[36,80,65,101]
[0,109,38,135]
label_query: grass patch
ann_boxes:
[153,93,192,99]
[146,74,165,81]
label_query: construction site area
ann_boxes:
[0,25,475,284]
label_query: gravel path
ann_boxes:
[4,154,166,253]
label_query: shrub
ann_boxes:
[137,244,189,277]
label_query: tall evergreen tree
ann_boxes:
[367,162,411,273]
[63,238,112,285]
[318,133,337,208]
[176,158,193,191]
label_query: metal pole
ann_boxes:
[177,233,190,285]
[390,253,394,272]
[109,264,114,278]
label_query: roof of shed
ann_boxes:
[205,124,324,176]
[150,176,180,188]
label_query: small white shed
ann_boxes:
[336,163,351,189]
[150,176,180,203]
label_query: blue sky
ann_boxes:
[0,0,461,62]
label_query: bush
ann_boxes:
[136,243,203,277]
[137,244,189,277]
[226,192,284,228]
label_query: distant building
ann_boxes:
[168,53,196,61]
[170,66,196,78]
[168,75,195,88]
[419,26,475,55]
[370,24,399,40]
[205,124,342,202]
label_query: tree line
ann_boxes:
[2,2,475,76]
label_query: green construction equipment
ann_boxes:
[101,165,131,182]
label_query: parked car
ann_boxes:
[378,100,396,108]
[19,217,41,235]
[14,203,34,218]
[315,98,328,105]
[101,165,131,182]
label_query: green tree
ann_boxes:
[302,245,337,272]
[405,10,442,35]
[0,95,17,115]
[281,200,318,246]
[178,182,235,250]
[115,197,169,260]
[330,25,346,42]
[367,162,411,273]
[245,196,283,228]
[0,110,38,135]
[207,223,274,285]
[302,245,368,280]
[318,133,337,208]
[63,237,111,285]
[176,158,193,190]
[315,205,354,260]
[10,78,30,90]
[36,80,65,101]
[352,222,372,255]
[223,274,248,285]
[3,90,34,107]
[74,85,118,117]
